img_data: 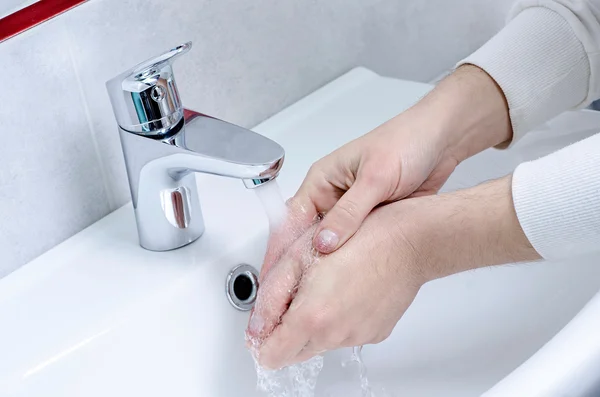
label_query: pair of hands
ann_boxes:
[246,115,452,368]
[246,65,538,369]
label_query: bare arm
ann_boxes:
[397,175,541,282]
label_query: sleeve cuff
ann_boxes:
[457,6,590,148]
[512,133,600,261]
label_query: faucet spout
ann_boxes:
[170,109,284,185]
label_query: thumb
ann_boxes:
[313,176,384,254]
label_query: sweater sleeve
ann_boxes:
[458,1,600,260]
[512,132,600,260]
[457,0,600,147]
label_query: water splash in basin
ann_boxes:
[254,355,325,397]
[343,346,373,396]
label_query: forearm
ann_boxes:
[398,129,600,280]
[395,176,541,281]
[400,65,512,163]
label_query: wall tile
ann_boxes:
[356,0,513,78]
[0,18,110,277]
[0,0,38,19]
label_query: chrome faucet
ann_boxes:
[106,42,285,251]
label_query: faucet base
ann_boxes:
[139,232,203,252]
[120,127,207,252]
[134,171,206,252]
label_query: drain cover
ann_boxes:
[226,264,259,311]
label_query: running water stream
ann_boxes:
[344,346,373,396]
[254,180,288,230]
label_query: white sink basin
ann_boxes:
[1,67,600,397]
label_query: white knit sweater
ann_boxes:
[458,0,600,261]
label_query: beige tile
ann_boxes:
[0,18,110,277]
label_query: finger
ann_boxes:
[249,220,320,343]
[248,219,321,341]
[287,344,326,366]
[313,176,384,254]
[260,197,317,282]
[257,308,311,370]
[247,255,303,344]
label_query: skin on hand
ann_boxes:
[248,201,425,369]
[249,176,541,370]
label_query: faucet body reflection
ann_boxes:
[107,43,284,251]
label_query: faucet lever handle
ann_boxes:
[106,42,192,136]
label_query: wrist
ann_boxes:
[409,65,513,164]
[395,175,540,282]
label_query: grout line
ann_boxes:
[62,18,115,211]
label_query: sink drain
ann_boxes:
[226,264,259,311]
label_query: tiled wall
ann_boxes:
[0,0,514,277]
[0,1,37,19]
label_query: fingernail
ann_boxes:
[315,229,339,253]
[249,313,264,335]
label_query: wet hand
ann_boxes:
[248,202,426,369]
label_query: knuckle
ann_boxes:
[335,199,360,221]
[307,162,324,179]
[361,168,386,187]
